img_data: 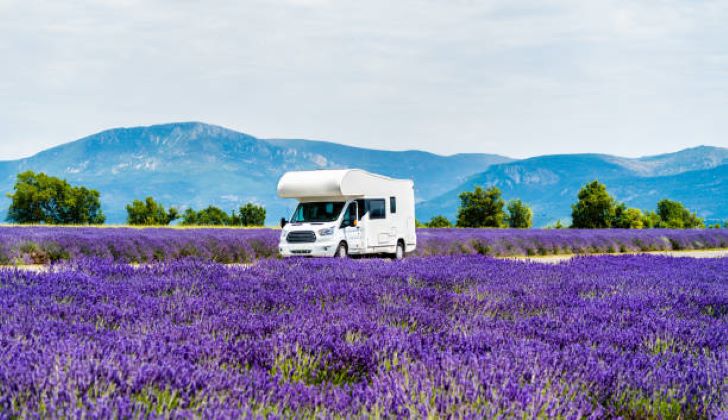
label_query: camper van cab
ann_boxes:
[276,169,416,259]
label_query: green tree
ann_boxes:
[235,203,266,226]
[456,186,506,228]
[656,199,704,228]
[641,210,662,229]
[570,180,617,228]
[6,171,105,224]
[181,208,198,225]
[506,199,532,228]
[426,215,453,228]
[126,197,179,225]
[613,204,644,229]
[181,206,231,226]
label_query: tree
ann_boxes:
[6,171,105,224]
[181,206,231,226]
[506,199,532,228]
[570,180,616,228]
[181,208,198,225]
[234,203,266,226]
[126,197,179,225]
[641,211,662,229]
[613,203,644,229]
[426,215,452,228]
[456,186,506,228]
[656,199,704,228]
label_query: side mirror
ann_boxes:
[280,217,288,228]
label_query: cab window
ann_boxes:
[340,202,358,228]
[355,199,368,218]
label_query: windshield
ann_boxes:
[291,202,345,223]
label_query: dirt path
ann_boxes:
[3,249,727,271]
[2,264,49,272]
[507,249,728,264]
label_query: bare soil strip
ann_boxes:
[2,249,727,271]
[507,249,728,264]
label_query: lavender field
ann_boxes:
[1,255,726,417]
[1,226,728,264]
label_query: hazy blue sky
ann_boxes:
[1,0,727,160]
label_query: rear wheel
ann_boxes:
[394,240,405,260]
[335,242,348,258]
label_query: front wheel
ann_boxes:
[335,242,348,258]
[393,241,405,260]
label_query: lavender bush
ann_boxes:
[1,255,726,417]
[415,228,728,257]
[0,227,278,264]
[0,226,727,264]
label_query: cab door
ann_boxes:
[341,202,363,253]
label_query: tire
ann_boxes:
[393,240,405,260]
[335,242,348,258]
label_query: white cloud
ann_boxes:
[1,0,727,159]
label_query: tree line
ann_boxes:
[423,180,722,229]
[4,171,725,229]
[5,171,265,226]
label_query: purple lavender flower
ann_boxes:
[0,255,725,417]
[1,227,726,264]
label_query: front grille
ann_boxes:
[287,231,316,243]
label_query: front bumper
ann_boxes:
[279,241,338,257]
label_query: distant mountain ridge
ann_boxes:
[0,122,511,223]
[0,122,725,226]
[418,147,728,226]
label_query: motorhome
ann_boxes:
[276,169,416,259]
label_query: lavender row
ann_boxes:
[415,228,728,257]
[1,226,727,264]
[1,255,726,417]
[0,227,279,264]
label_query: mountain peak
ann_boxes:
[85,121,257,143]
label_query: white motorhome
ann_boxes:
[276,169,416,259]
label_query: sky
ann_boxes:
[1,0,727,160]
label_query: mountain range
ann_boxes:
[0,122,726,226]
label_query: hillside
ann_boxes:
[1,123,725,226]
[418,148,728,226]
[0,122,510,223]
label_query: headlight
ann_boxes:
[318,227,335,236]
[280,230,287,240]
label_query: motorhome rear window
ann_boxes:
[390,197,396,214]
[291,202,345,223]
[367,199,386,220]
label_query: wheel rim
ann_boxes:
[396,244,404,259]
[337,245,346,258]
